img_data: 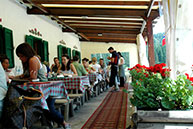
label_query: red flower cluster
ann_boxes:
[128,63,170,78]
[185,73,193,86]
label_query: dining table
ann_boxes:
[48,76,90,93]
[16,80,69,110]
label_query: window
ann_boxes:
[72,50,81,62]
[91,53,110,66]
[57,45,71,62]
[0,25,14,68]
[91,52,130,68]
[25,35,49,62]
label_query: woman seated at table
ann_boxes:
[90,57,102,73]
[16,43,71,128]
[82,58,96,74]
[50,57,60,74]
[15,43,47,81]
[59,55,78,76]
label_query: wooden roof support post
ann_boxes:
[147,18,155,66]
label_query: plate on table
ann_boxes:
[12,78,30,82]
[28,81,51,84]
[11,78,30,85]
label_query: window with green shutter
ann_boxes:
[67,47,71,59]
[25,35,34,48]
[43,40,49,62]
[72,50,81,62]
[25,35,49,62]
[72,50,76,58]
[57,45,63,62]
[57,45,70,62]
[1,27,15,68]
[0,25,4,54]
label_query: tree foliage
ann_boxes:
[153,33,166,64]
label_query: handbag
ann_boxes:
[2,85,44,129]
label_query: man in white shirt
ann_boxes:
[0,62,8,118]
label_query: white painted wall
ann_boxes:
[0,0,80,68]
[81,41,139,68]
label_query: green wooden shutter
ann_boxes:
[3,28,14,68]
[25,35,34,48]
[57,45,63,62]
[62,46,67,56]
[0,25,4,54]
[72,50,76,58]
[36,38,43,59]
[67,48,71,59]
[77,51,81,63]
[43,40,49,62]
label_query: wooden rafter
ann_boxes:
[27,8,159,19]
[23,0,161,43]
[63,28,140,34]
[24,0,159,6]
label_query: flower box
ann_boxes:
[127,63,193,128]
[132,109,193,129]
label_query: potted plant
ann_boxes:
[127,64,193,128]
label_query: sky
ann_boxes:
[153,16,165,34]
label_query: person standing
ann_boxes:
[107,47,119,91]
[118,52,125,87]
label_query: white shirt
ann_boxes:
[0,62,8,100]
[118,57,125,65]
[91,63,101,73]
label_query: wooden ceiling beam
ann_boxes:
[27,8,159,18]
[80,38,136,43]
[71,26,141,30]
[68,22,142,27]
[85,33,137,38]
[70,28,140,34]
[61,19,144,23]
[87,36,136,40]
[24,0,159,6]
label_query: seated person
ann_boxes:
[0,54,14,82]
[72,55,88,76]
[58,55,77,76]
[82,58,95,74]
[99,58,107,73]
[16,43,70,128]
[0,62,8,119]
[90,57,101,73]
[37,55,47,77]
[50,57,60,74]
[15,43,47,81]
[43,61,50,74]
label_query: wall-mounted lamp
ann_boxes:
[59,40,66,45]
[73,45,78,49]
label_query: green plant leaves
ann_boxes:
[130,68,193,110]
[161,98,175,109]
